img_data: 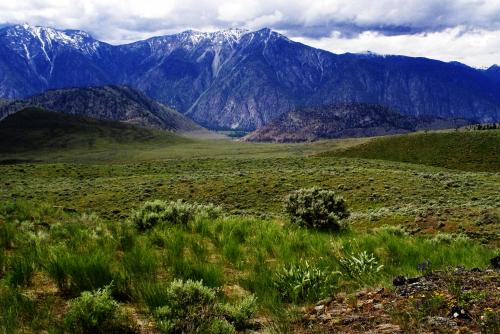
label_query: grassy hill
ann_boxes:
[0,107,191,154]
[327,130,500,172]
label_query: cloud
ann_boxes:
[295,27,500,68]
[0,0,499,67]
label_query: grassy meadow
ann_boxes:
[0,122,499,332]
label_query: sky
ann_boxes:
[0,0,499,68]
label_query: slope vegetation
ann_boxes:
[328,130,500,172]
[0,107,190,153]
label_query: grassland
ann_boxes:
[0,121,498,333]
[328,129,500,172]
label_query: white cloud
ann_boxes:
[295,27,500,68]
[0,0,499,67]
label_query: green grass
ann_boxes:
[0,200,496,332]
[327,129,500,172]
[0,124,498,332]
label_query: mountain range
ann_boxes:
[243,103,471,142]
[0,24,499,131]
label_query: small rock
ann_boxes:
[449,306,471,320]
[490,255,500,269]
[314,305,325,312]
[375,323,401,333]
[425,316,458,329]
[316,297,332,306]
[393,275,407,286]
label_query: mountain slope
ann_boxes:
[485,65,500,85]
[1,24,499,130]
[325,130,500,172]
[243,103,471,142]
[0,85,206,134]
[0,107,190,153]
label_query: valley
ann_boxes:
[0,119,498,333]
[0,18,498,334]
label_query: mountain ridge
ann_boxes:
[1,24,499,130]
[0,85,208,134]
[243,103,472,142]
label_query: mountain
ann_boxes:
[243,103,471,142]
[1,24,499,130]
[0,107,190,154]
[0,85,206,134]
[484,65,500,85]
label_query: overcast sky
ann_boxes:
[1,0,499,68]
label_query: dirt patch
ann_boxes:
[297,267,499,333]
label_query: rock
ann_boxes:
[316,297,332,306]
[449,306,472,320]
[393,275,407,286]
[490,255,500,269]
[375,323,401,333]
[314,305,325,312]
[425,316,458,329]
[407,277,420,284]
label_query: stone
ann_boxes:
[393,275,407,286]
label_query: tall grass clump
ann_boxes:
[64,285,136,334]
[6,245,39,287]
[44,247,126,297]
[123,239,158,279]
[0,286,36,333]
[284,187,349,230]
[130,200,222,231]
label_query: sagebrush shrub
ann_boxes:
[150,279,255,334]
[64,285,136,334]
[218,295,257,330]
[130,200,222,231]
[284,187,349,230]
[273,260,340,303]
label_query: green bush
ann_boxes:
[219,295,257,330]
[64,285,136,334]
[150,279,255,334]
[284,187,349,230]
[273,260,339,303]
[130,200,222,231]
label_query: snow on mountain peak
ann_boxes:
[2,23,102,58]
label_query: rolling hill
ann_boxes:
[0,107,191,153]
[326,129,500,172]
[243,103,471,142]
